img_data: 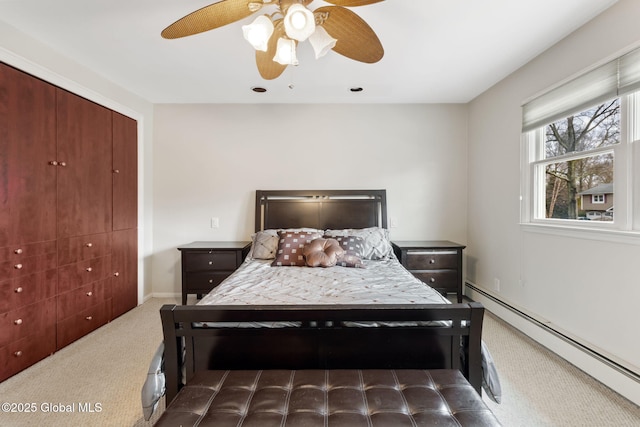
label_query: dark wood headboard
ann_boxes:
[255,190,387,232]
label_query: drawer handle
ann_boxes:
[85,316,93,321]
[86,242,93,248]
[86,267,93,272]
[113,169,120,174]
[429,278,436,283]
[429,259,436,264]
[14,263,23,270]
[14,318,23,325]
[49,160,58,166]
[59,161,67,167]
[86,291,93,297]
[407,250,458,256]
[15,287,23,293]
[14,351,23,357]
[208,261,214,265]
[14,248,23,254]
[113,272,120,277]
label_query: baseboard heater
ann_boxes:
[465,282,640,383]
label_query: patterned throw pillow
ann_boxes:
[325,227,392,260]
[271,230,322,266]
[331,235,366,268]
[250,230,279,259]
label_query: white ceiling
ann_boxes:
[0,0,618,104]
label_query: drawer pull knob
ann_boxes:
[14,351,23,357]
[85,316,93,321]
[113,169,120,174]
[208,261,213,265]
[113,272,120,277]
[86,291,93,297]
[15,287,23,293]
[209,279,213,283]
[49,160,58,166]
[14,318,23,325]
[59,161,67,167]
[86,242,93,248]
[86,267,93,272]
[429,259,436,264]
[14,263,23,269]
[14,248,23,254]
[429,278,436,283]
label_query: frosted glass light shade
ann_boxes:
[309,26,337,59]
[273,37,298,65]
[283,4,315,42]
[242,15,274,52]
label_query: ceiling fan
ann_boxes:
[161,0,384,80]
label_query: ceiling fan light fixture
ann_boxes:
[283,4,315,42]
[242,15,274,52]
[273,37,299,65]
[309,26,337,59]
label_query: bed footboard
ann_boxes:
[160,302,484,404]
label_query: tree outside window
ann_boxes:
[541,99,619,220]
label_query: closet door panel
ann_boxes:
[0,63,56,247]
[112,112,137,231]
[56,89,112,238]
[111,228,138,318]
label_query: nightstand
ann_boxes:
[392,241,465,303]
[178,241,251,305]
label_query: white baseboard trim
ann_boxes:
[149,292,181,300]
[466,282,640,407]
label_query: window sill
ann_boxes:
[520,222,640,245]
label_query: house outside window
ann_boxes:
[521,46,640,236]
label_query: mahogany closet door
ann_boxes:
[112,112,137,231]
[56,89,113,238]
[0,63,57,247]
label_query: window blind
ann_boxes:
[522,46,640,132]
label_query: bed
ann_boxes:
[143,190,501,420]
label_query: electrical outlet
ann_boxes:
[210,217,219,228]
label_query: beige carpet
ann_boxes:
[0,298,638,426]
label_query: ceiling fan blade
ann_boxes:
[256,22,287,80]
[315,6,383,63]
[161,0,256,39]
[323,0,384,6]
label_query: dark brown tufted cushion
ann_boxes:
[303,238,345,267]
[156,369,502,427]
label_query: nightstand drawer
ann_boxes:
[405,250,459,270]
[185,271,231,292]
[184,252,237,271]
[411,270,458,289]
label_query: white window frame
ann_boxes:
[520,94,640,243]
[592,194,605,204]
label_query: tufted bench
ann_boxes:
[154,369,501,426]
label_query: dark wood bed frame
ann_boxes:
[161,190,485,404]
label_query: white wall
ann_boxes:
[152,103,468,295]
[467,0,640,403]
[0,21,155,300]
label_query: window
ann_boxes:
[521,46,640,235]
